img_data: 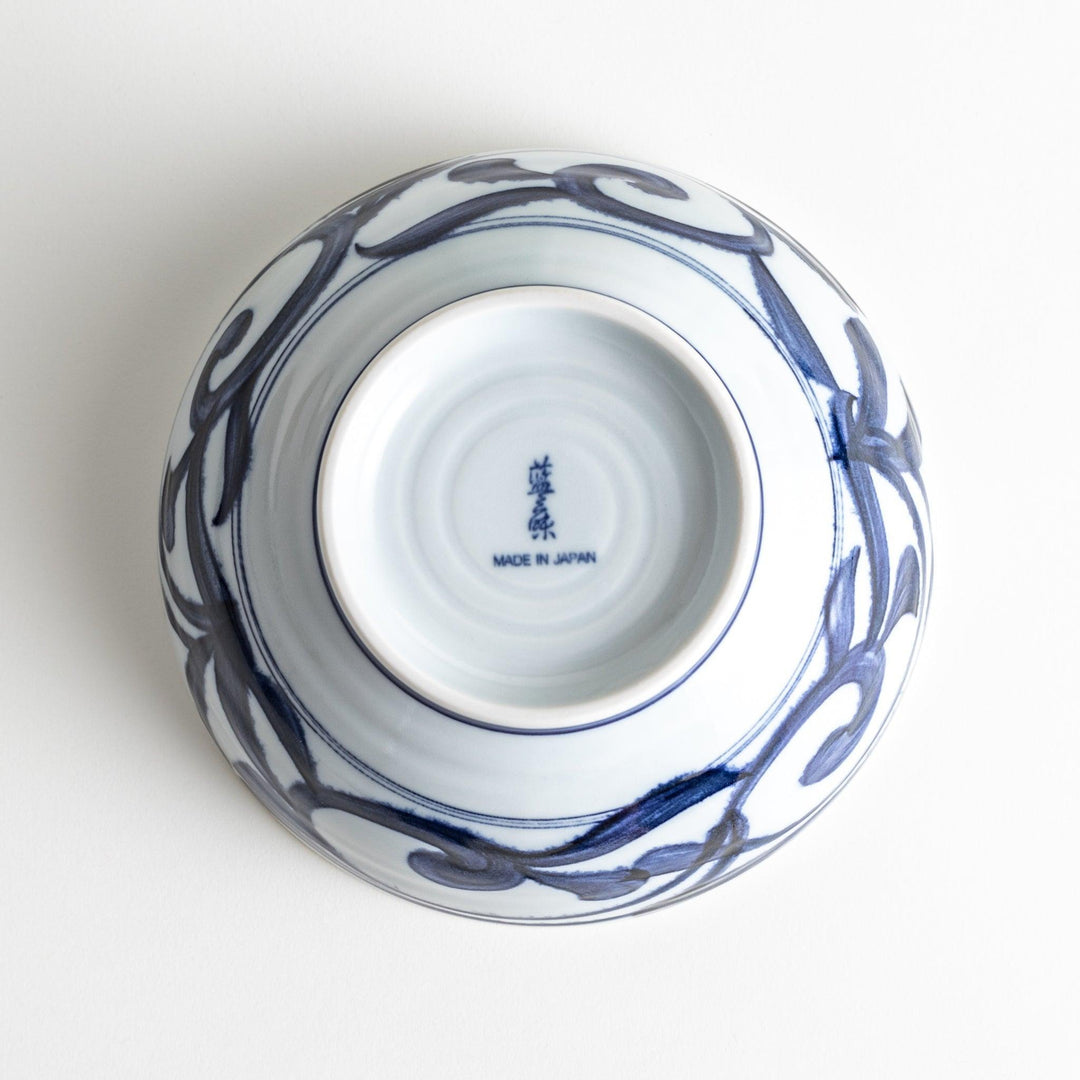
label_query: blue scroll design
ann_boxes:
[160,155,927,910]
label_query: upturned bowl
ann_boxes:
[160,150,931,922]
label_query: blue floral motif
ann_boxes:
[160,155,927,912]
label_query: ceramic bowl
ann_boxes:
[160,151,931,922]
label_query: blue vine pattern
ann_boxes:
[160,156,927,909]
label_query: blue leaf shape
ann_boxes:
[896,416,923,475]
[824,549,860,666]
[883,546,921,640]
[407,849,525,892]
[556,163,689,201]
[800,725,865,787]
[799,652,885,786]
[752,254,838,389]
[528,868,647,901]
[632,842,703,877]
[846,318,889,431]
[447,158,552,184]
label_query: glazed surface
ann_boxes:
[160,151,931,922]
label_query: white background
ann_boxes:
[2,2,1077,1076]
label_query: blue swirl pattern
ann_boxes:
[160,154,928,917]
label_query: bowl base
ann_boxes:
[317,286,761,731]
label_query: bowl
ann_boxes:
[160,150,931,922]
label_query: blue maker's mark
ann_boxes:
[493,551,597,568]
[527,454,555,540]
[492,455,597,568]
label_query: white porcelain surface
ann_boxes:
[160,151,932,922]
[318,286,761,731]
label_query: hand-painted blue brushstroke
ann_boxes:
[160,153,928,908]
